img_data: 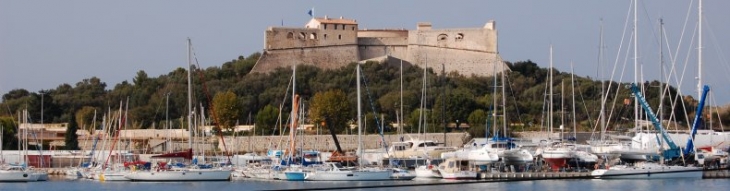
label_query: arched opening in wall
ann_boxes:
[323,34,328,40]
[456,33,464,41]
[338,35,342,40]
[310,33,317,40]
[287,32,294,39]
[437,34,448,41]
[298,32,306,40]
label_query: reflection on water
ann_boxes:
[3,176,728,191]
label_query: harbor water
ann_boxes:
[0,176,727,191]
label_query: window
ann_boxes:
[338,35,342,40]
[456,33,464,40]
[341,24,345,30]
[351,26,355,30]
[323,34,328,39]
[310,33,317,40]
[334,24,338,30]
[286,32,294,39]
[324,24,327,30]
[298,32,306,40]
[437,34,448,41]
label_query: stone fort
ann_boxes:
[251,16,508,76]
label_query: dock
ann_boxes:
[480,172,592,179]
[478,167,730,180]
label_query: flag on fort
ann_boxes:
[307,8,314,17]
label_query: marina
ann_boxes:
[2,0,730,190]
[0,171,729,191]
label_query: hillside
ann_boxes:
[2,52,726,140]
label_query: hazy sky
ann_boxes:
[1,0,729,105]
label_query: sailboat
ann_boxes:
[306,64,392,181]
[92,101,131,181]
[538,45,573,171]
[629,0,730,158]
[281,65,324,181]
[124,38,231,181]
[0,120,34,182]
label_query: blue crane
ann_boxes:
[684,85,710,155]
[629,83,680,159]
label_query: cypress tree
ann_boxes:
[65,113,80,150]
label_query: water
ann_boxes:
[0,176,727,191]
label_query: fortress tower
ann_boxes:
[251,17,508,76]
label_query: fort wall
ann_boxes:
[255,45,359,72]
[252,18,507,76]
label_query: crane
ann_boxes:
[628,83,680,159]
[684,85,710,155]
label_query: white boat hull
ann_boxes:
[414,165,441,178]
[592,166,702,179]
[99,171,130,181]
[502,149,534,165]
[125,169,231,181]
[439,170,477,180]
[0,170,33,182]
[306,170,392,181]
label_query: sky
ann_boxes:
[1,0,729,105]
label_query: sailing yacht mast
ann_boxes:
[659,19,665,126]
[356,63,363,168]
[571,62,577,139]
[288,64,299,162]
[492,53,498,138]
[598,19,607,142]
[549,45,553,137]
[633,0,639,131]
[399,59,403,135]
[698,0,703,98]
[187,38,193,150]
[501,62,507,139]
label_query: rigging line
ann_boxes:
[575,79,595,134]
[639,0,664,55]
[540,68,549,132]
[658,22,690,132]
[667,22,698,131]
[710,94,725,132]
[358,64,389,156]
[504,69,527,133]
[604,30,634,132]
[191,45,231,162]
[658,1,693,129]
[269,74,293,150]
[704,17,730,82]
[600,0,634,131]
[668,0,695,72]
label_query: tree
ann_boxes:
[406,108,432,134]
[433,88,477,130]
[0,117,19,150]
[65,113,80,150]
[309,89,352,133]
[211,91,241,132]
[133,70,149,86]
[467,109,489,138]
[75,106,97,133]
[255,105,279,136]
